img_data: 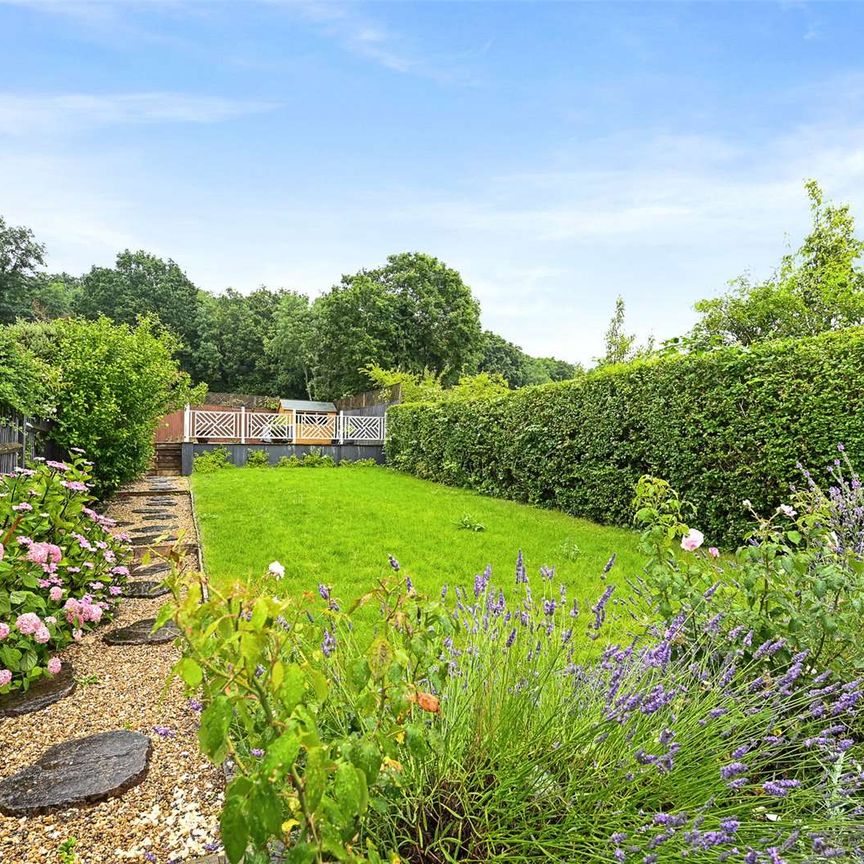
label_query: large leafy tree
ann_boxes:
[76,250,202,367]
[312,252,483,398]
[0,216,47,324]
[691,181,864,347]
[264,290,315,398]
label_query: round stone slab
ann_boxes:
[103,618,179,646]
[0,663,76,718]
[0,730,152,816]
[122,580,170,600]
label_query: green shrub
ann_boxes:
[164,553,864,863]
[245,449,270,468]
[338,458,378,468]
[9,316,203,496]
[0,455,131,692]
[387,327,864,544]
[275,454,302,468]
[194,447,235,473]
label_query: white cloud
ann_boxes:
[0,92,279,136]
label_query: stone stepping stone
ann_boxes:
[103,618,179,646]
[132,508,174,516]
[0,664,76,718]
[133,562,171,579]
[130,532,178,545]
[122,580,170,600]
[0,730,152,816]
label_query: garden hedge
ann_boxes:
[386,327,864,545]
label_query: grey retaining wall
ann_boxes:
[181,442,385,475]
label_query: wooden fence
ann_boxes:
[0,407,58,472]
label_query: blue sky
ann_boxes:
[2,1,864,363]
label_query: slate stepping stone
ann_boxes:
[0,730,152,816]
[130,532,178,545]
[103,618,179,645]
[133,562,171,579]
[0,663,76,718]
[122,580,170,600]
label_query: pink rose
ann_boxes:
[47,657,61,675]
[49,586,64,602]
[0,542,3,562]
[0,623,9,640]
[34,625,51,644]
[15,612,42,635]
[680,529,705,552]
[708,547,720,559]
[0,669,12,687]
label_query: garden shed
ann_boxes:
[277,399,338,445]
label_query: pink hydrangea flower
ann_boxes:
[26,542,62,565]
[49,586,64,602]
[15,612,42,635]
[12,502,33,512]
[111,566,130,577]
[73,629,83,641]
[0,542,3,562]
[47,657,61,675]
[46,460,71,471]
[0,623,9,640]
[61,480,89,492]
[85,604,103,623]
[0,669,12,687]
[45,616,57,625]
[34,625,51,644]
[109,585,122,596]
[680,529,705,552]
[708,547,720,559]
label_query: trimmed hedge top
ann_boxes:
[386,327,864,545]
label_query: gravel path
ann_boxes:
[0,477,223,864]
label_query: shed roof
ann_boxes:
[279,399,337,412]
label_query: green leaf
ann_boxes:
[247,784,283,846]
[263,731,300,776]
[334,761,368,818]
[220,778,251,864]
[198,695,232,762]
[279,663,305,713]
[367,637,393,680]
[175,657,203,687]
[303,746,327,812]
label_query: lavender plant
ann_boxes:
[371,559,863,863]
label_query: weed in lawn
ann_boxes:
[457,513,485,532]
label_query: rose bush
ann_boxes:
[0,454,131,691]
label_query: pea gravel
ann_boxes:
[0,477,224,864]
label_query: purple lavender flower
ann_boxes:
[322,629,336,657]
[406,574,415,593]
[603,553,617,574]
[318,583,331,601]
[388,554,400,572]
[543,598,556,616]
[763,779,801,797]
[153,725,175,738]
[474,565,491,597]
[540,565,555,581]
[591,584,615,630]
[250,748,264,757]
[515,550,528,584]
[720,762,748,779]
[505,628,516,648]
[188,698,203,713]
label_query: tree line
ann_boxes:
[3,179,862,400]
[0,231,581,400]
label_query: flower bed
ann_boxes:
[0,455,131,692]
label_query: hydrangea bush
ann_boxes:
[166,547,862,863]
[0,455,131,691]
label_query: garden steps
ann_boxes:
[0,474,221,864]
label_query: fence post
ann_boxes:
[337,411,344,444]
[183,404,191,442]
[240,406,246,444]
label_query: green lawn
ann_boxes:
[192,465,644,634]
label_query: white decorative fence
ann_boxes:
[183,407,386,444]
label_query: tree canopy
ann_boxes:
[691,181,864,347]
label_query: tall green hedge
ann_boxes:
[386,328,864,545]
